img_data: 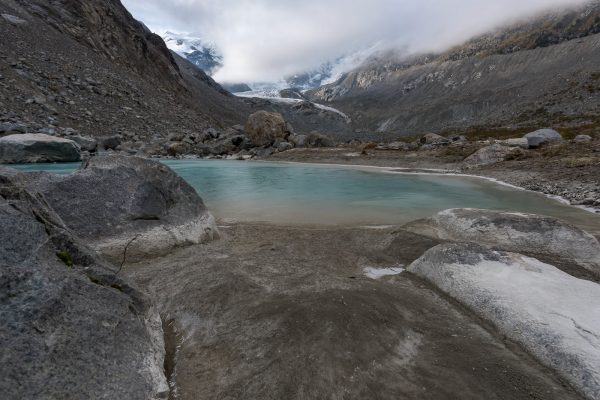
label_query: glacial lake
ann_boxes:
[9,159,600,234]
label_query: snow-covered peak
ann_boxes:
[162,32,223,75]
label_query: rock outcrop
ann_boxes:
[0,133,81,163]
[408,242,600,400]
[406,208,600,275]
[0,169,169,399]
[245,111,293,147]
[19,155,218,263]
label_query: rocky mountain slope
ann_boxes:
[309,1,600,137]
[0,0,351,149]
[0,0,254,143]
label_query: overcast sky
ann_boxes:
[122,0,589,83]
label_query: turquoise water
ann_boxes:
[8,160,600,232]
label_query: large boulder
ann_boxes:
[18,155,218,262]
[462,144,514,166]
[0,133,81,163]
[524,129,563,148]
[405,208,600,274]
[0,171,169,399]
[408,243,600,400]
[245,111,292,146]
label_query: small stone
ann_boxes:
[574,135,592,143]
[1,13,27,25]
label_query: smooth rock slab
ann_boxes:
[19,155,218,262]
[0,133,81,163]
[406,208,600,275]
[408,243,600,400]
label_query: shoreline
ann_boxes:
[259,146,600,214]
[251,157,600,215]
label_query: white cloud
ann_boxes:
[122,0,590,83]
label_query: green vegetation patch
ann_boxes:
[56,250,74,267]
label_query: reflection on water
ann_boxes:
[8,159,600,234]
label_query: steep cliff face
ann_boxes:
[18,0,183,87]
[310,1,600,136]
[0,0,249,141]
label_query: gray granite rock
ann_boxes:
[409,242,600,400]
[524,129,563,148]
[0,133,81,163]
[18,155,218,263]
[0,170,168,399]
[405,208,600,275]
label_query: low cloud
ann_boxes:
[122,0,590,83]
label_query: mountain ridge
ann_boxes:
[309,0,600,137]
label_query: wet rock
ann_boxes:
[409,242,600,400]
[70,135,97,152]
[0,171,169,399]
[462,144,514,166]
[524,129,563,148]
[406,208,600,274]
[245,111,292,147]
[0,133,81,163]
[19,155,218,263]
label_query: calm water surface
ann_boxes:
[9,159,600,233]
